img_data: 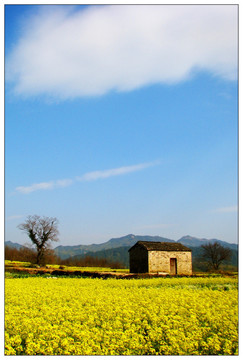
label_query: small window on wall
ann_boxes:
[170,258,177,275]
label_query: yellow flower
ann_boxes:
[5,276,238,355]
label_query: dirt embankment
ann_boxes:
[5,265,237,279]
[5,266,169,278]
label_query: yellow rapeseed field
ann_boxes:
[5,276,238,355]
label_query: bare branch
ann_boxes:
[18,215,59,265]
[200,242,232,270]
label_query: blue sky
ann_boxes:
[5,4,238,246]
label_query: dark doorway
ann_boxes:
[170,258,177,275]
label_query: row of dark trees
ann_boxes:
[59,255,125,269]
[5,246,58,265]
[6,215,234,271]
[5,246,125,268]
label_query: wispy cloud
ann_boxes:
[218,91,233,100]
[55,179,74,187]
[6,5,237,99]
[16,181,55,194]
[212,205,238,213]
[15,161,159,194]
[77,162,158,182]
[15,178,74,194]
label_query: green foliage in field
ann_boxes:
[5,260,32,268]
[5,260,129,275]
[52,264,129,273]
[5,277,238,355]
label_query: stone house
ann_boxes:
[129,241,192,275]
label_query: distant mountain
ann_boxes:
[5,234,238,263]
[104,234,175,247]
[54,234,175,259]
[178,235,238,251]
[5,241,25,250]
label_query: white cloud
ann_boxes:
[212,206,238,213]
[56,179,73,187]
[16,181,55,194]
[16,178,74,194]
[6,5,238,99]
[78,161,158,182]
[16,161,159,193]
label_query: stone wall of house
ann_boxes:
[129,246,148,273]
[148,251,192,275]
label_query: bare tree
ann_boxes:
[200,242,232,270]
[18,215,59,265]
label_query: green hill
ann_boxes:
[54,234,174,259]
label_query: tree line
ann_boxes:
[5,246,125,269]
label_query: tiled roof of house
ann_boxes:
[129,241,192,252]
